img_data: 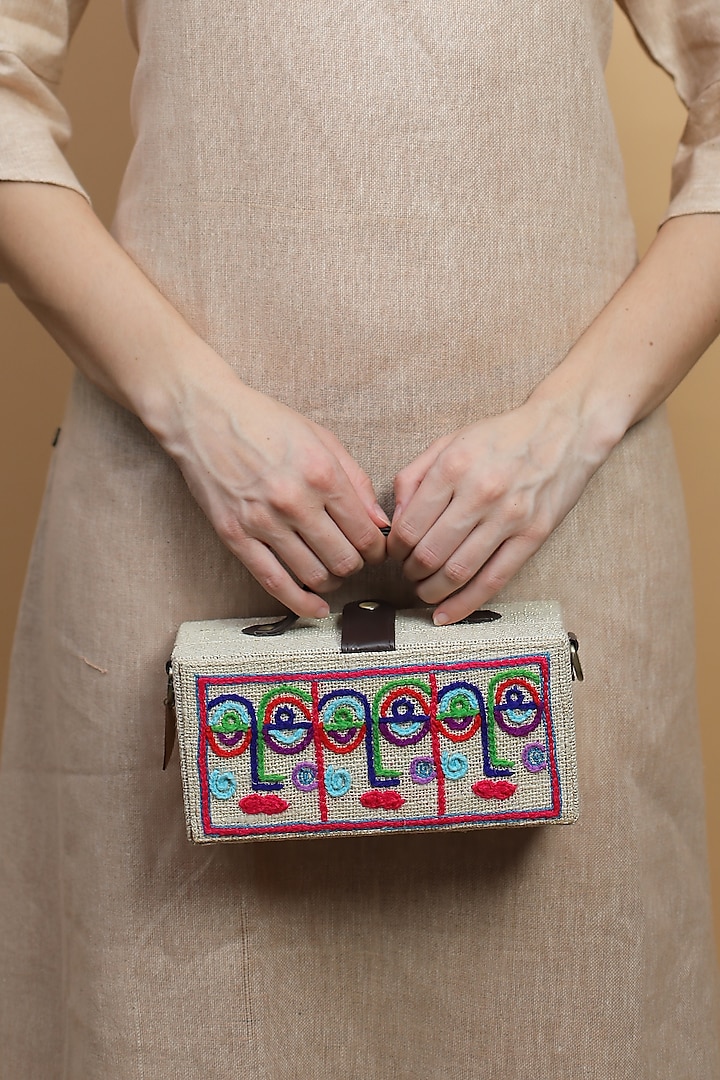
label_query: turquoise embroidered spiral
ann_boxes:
[441,751,469,781]
[209,769,238,800]
[324,765,352,797]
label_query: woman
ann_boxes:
[0,0,718,1076]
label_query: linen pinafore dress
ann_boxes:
[1,0,719,1076]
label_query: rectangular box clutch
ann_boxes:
[169,600,581,843]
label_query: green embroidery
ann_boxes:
[371,677,432,781]
[255,684,314,787]
[486,668,540,772]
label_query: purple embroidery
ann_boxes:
[494,684,542,737]
[378,690,431,747]
[292,762,319,792]
[522,742,547,772]
[264,701,314,755]
[409,756,436,784]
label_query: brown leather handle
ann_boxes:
[340,600,396,653]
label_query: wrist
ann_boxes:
[523,354,628,472]
[136,337,252,453]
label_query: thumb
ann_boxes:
[392,436,450,520]
[313,426,390,529]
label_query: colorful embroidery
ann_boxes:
[325,765,352,797]
[360,790,405,810]
[522,742,547,772]
[472,779,517,800]
[206,696,253,758]
[491,673,542,737]
[441,751,469,780]
[291,761,319,791]
[209,769,237,800]
[239,793,289,815]
[409,756,436,784]
[436,682,483,743]
[318,691,367,754]
[195,653,561,838]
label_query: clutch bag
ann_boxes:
[167,600,581,843]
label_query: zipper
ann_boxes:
[163,660,177,770]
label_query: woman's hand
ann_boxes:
[4,185,720,623]
[387,398,605,624]
[0,184,389,618]
[160,366,389,617]
[389,214,720,624]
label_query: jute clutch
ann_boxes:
[167,600,582,843]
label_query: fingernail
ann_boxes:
[315,602,330,619]
[374,502,391,526]
[392,503,403,522]
[433,611,449,626]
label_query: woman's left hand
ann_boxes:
[391,214,720,623]
[387,398,607,624]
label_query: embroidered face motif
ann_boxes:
[193,654,561,839]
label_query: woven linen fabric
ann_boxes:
[1,0,720,1077]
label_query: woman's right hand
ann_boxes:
[157,363,389,617]
[0,183,387,617]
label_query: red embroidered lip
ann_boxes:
[360,790,405,811]
[472,780,517,801]
[239,794,289,815]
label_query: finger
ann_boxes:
[248,490,369,582]
[232,536,331,618]
[322,475,388,566]
[263,531,347,595]
[312,427,391,532]
[402,500,495,583]
[391,437,452,520]
[413,520,508,603]
[294,510,368,579]
[432,534,543,625]
[329,443,391,531]
[387,460,455,561]
[258,452,385,569]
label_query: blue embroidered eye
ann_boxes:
[493,678,542,737]
[375,681,432,748]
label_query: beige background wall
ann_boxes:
[1,5,719,959]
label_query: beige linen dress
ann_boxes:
[1,0,720,1076]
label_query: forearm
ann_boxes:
[0,181,228,442]
[0,181,387,613]
[389,213,720,621]
[529,214,720,456]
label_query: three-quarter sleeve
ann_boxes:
[619,0,720,221]
[0,0,91,199]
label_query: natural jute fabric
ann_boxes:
[1,0,719,1076]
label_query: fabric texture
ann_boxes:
[1,0,720,1077]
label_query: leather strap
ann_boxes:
[341,600,396,653]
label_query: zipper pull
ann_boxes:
[163,660,177,770]
[568,633,584,682]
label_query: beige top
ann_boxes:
[2,0,720,218]
[1,2,719,1077]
